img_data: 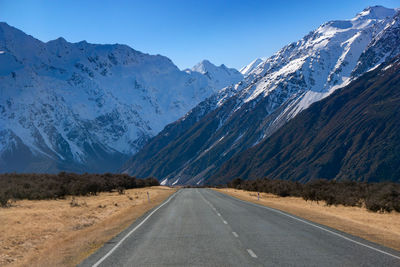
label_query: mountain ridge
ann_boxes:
[213,55,400,183]
[0,22,243,173]
[124,6,400,185]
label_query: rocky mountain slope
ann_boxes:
[124,6,400,185]
[0,23,243,173]
[213,56,400,183]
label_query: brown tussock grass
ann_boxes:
[215,188,400,252]
[0,186,176,267]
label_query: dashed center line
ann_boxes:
[200,191,260,261]
[247,249,258,258]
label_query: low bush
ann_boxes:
[0,172,159,206]
[365,183,400,213]
[227,178,400,213]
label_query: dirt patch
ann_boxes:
[0,186,176,266]
[215,188,400,251]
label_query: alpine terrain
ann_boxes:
[124,6,400,185]
[214,55,400,184]
[0,22,243,173]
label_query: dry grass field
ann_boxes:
[0,186,176,267]
[215,188,400,252]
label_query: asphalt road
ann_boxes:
[80,188,400,266]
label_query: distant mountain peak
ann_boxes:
[188,60,243,86]
[46,37,68,46]
[191,59,240,73]
[191,59,217,74]
[239,58,266,76]
[55,37,67,42]
[354,5,397,20]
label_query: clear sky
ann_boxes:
[0,0,399,70]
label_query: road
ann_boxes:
[80,188,400,266]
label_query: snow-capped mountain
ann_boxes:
[239,58,266,76]
[124,6,400,185]
[0,22,243,173]
[186,60,243,89]
[214,55,400,184]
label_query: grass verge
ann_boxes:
[0,186,176,266]
[214,188,400,251]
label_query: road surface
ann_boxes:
[80,188,400,266]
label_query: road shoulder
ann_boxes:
[0,186,176,267]
[214,188,400,252]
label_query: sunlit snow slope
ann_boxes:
[0,23,243,173]
[125,6,400,185]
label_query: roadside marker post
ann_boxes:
[147,192,150,203]
[257,192,260,201]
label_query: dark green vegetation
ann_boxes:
[228,178,400,213]
[125,57,400,186]
[0,172,159,207]
[214,57,400,184]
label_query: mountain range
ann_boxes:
[0,23,242,173]
[123,6,400,185]
[214,55,400,183]
[2,6,399,185]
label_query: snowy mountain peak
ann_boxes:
[0,21,31,41]
[191,59,242,76]
[239,58,266,76]
[51,37,67,43]
[187,59,243,89]
[0,21,13,31]
[191,59,210,74]
[191,59,221,74]
[354,6,396,20]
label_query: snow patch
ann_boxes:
[382,64,393,71]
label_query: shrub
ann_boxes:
[0,192,10,207]
[0,172,160,205]
[226,178,400,213]
[365,183,400,212]
[117,187,125,195]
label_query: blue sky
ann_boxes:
[0,0,399,70]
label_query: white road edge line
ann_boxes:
[232,232,239,238]
[92,191,179,267]
[226,193,400,261]
[217,213,221,216]
[247,249,258,258]
[223,220,228,224]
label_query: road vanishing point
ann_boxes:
[80,188,400,266]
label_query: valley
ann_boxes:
[125,6,400,185]
[1,3,400,267]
